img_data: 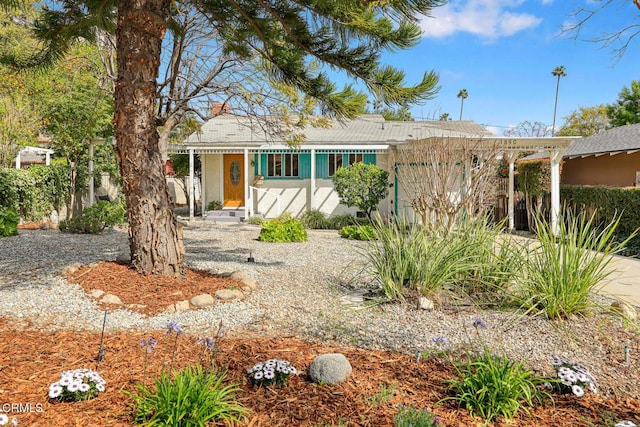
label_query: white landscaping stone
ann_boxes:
[309,353,352,385]
[190,293,215,308]
[61,263,83,277]
[611,300,638,321]
[230,271,249,281]
[175,300,191,312]
[418,297,434,311]
[88,289,105,299]
[241,277,258,290]
[100,294,123,305]
[215,289,244,301]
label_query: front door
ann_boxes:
[223,154,244,207]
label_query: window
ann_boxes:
[267,153,299,178]
[348,153,363,165]
[328,153,343,177]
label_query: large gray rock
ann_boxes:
[309,353,352,385]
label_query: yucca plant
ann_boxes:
[513,211,636,319]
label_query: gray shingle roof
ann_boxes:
[183,114,492,146]
[565,123,640,157]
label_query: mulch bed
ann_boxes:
[67,261,246,316]
[0,261,639,426]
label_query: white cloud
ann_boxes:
[420,0,543,40]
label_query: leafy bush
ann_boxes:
[333,162,389,220]
[339,224,376,240]
[394,406,440,427]
[128,365,246,427]
[0,207,19,237]
[327,214,358,230]
[444,346,550,423]
[60,199,126,234]
[259,215,307,242]
[512,211,635,319]
[300,209,330,229]
[206,200,222,210]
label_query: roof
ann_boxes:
[565,123,640,158]
[180,114,492,149]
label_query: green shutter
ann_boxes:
[364,153,376,164]
[316,153,328,178]
[253,153,259,175]
[299,153,311,179]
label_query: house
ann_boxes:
[170,114,577,231]
[562,123,640,187]
[171,114,492,220]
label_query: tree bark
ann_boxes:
[114,0,185,277]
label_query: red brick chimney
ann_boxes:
[211,102,230,116]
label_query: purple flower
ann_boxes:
[434,415,441,425]
[473,318,486,329]
[141,337,158,353]
[431,336,449,347]
[198,336,216,352]
[166,321,182,335]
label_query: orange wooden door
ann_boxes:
[223,154,244,207]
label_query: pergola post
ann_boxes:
[550,149,564,235]
[310,149,316,211]
[505,152,518,232]
[244,148,249,219]
[188,148,194,220]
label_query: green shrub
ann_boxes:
[259,216,307,242]
[0,207,20,237]
[443,346,550,423]
[300,209,329,229]
[394,406,440,427]
[332,162,389,220]
[327,214,358,230]
[60,199,127,234]
[127,365,246,427]
[206,200,222,210]
[512,211,635,319]
[339,224,376,240]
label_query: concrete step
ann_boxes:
[204,209,245,223]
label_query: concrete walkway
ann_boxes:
[600,255,640,307]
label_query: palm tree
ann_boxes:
[551,66,567,136]
[457,89,468,120]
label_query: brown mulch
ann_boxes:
[67,261,246,316]
[1,262,639,426]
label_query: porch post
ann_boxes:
[200,153,207,217]
[506,151,517,231]
[15,151,20,169]
[189,148,195,220]
[310,149,316,211]
[45,151,51,166]
[550,149,563,235]
[244,148,249,219]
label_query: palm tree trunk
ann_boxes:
[114,0,185,277]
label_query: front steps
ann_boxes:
[204,209,246,223]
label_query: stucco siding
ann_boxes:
[562,152,640,187]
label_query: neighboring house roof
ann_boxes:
[180,114,492,149]
[565,123,640,158]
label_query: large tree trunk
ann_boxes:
[114,0,185,277]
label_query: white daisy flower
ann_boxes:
[572,385,584,397]
[253,371,264,380]
[67,382,80,393]
[96,383,105,392]
[78,383,90,392]
[0,414,9,425]
[264,369,275,379]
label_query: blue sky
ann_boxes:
[380,0,639,135]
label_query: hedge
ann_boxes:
[561,185,640,235]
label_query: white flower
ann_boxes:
[614,422,637,427]
[58,376,71,386]
[576,373,589,383]
[96,383,105,392]
[49,384,63,398]
[78,383,90,392]
[589,382,598,394]
[10,418,17,427]
[0,414,9,425]
[572,385,584,397]
[253,371,264,380]
[265,360,276,368]
[67,382,80,393]
[264,369,275,379]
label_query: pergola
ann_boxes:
[14,146,54,168]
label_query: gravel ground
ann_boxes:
[1,220,639,398]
